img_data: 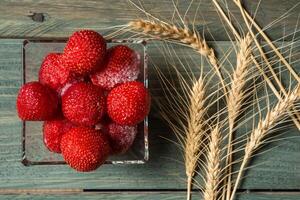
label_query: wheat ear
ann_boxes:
[128,19,228,97]
[227,34,252,137]
[229,86,300,200]
[203,125,222,200]
[223,33,252,200]
[185,77,207,200]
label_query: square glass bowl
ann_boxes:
[21,39,148,166]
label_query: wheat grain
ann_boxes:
[224,33,252,200]
[185,77,207,200]
[229,86,300,200]
[203,125,222,200]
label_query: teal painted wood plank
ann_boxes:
[0,39,300,191]
[1,192,300,200]
[238,193,300,200]
[0,0,299,40]
[0,192,187,200]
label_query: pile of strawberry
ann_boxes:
[16,30,150,172]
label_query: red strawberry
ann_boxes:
[16,82,59,120]
[90,45,140,90]
[62,30,106,75]
[106,122,137,154]
[43,118,73,153]
[61,127,111,172]
[39,53,72,91]
[62,82,105,126]
[107,81,150,125]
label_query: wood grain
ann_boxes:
[1,192,300,200]
[0,1,300,199]
[0,0,299,40]
[0,39,300,193]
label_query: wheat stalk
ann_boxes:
[185,77,207,200]
[152,40,210,200]
[211,0,300,132]
[232,0,300,84]
[124,3,300,200]
[229,86,300,200]
[232,0,300,131]
[128,19,228,97]
[203,125,222,200]
[223,33,252,200]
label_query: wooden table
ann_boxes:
[0,0,300,199]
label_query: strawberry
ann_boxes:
[43,118,73,153]
[90,45,140,90]
[106,122,137,154]
[107,81,150,125]
[61,127,111,172]
[16,81,59,120]
[39,53,72,91]
[62,82,105,126]
[62,30,106,75]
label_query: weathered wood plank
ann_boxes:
[1,39,300,191]
[0,0,299,40]
[0,192,187,200]
[1,192,300,200]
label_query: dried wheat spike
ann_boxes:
[245,87,300,155]
[203,125,221,200]
[227,33,252,126]
[129,19,219,73]
[184,77,207,200]
[230,86,300,200]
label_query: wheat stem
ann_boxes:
[187,175,192,200]
[229,86,300,200]
[232,0,300,84]
[203,125,221,200]
[211,0,240,39]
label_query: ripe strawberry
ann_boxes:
[16,82,59,120]
[107,81,150,125]
[61,127,111,172]
[62,82,105,126]
[62,30,106,75]
[39,53,72,91]
[43,118,73,153]
[106,122,137,154]
[90,45,140,90]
